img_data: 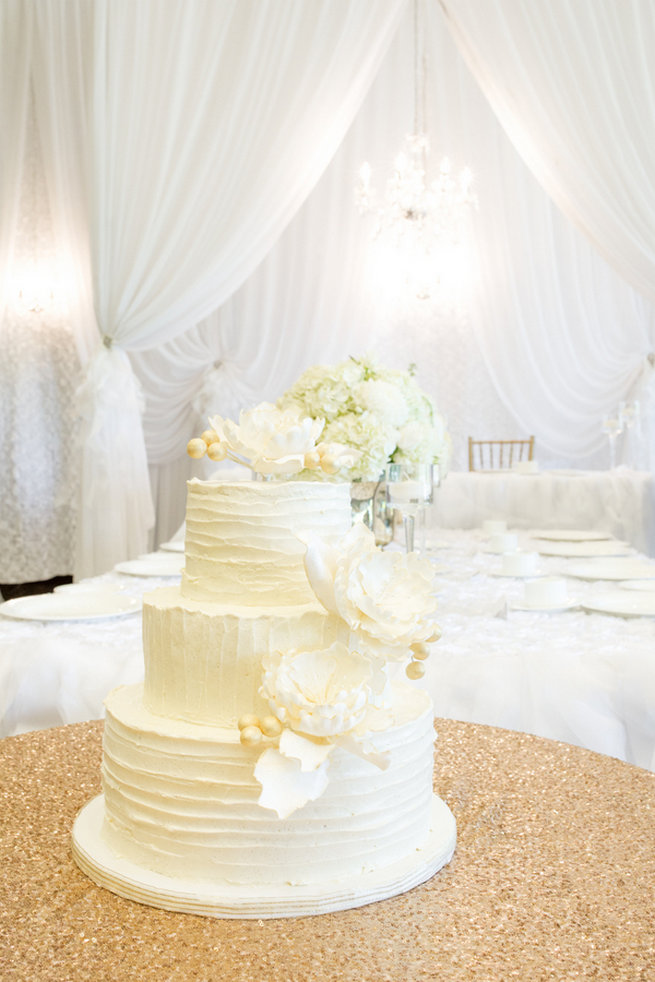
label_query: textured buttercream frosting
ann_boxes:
[143,586,347,727]
[182,479,351,606]
[101,683,436,886]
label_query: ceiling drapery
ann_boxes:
[439,0,655,306]
[132,0,655,543]
[29,0,407,578]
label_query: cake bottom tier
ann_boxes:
[72,683,456,917]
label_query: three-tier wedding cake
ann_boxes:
[72,404,456,918]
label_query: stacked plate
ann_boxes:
[114,552,184,577]
[0,585,140,622]
[581,590,655,618]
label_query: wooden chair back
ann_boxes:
[468,436,535,472]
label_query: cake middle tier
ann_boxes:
[143,586,346,727]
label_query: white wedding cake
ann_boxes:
[72,407,455,918]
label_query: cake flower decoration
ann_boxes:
[253,642,391,819]
[303,522,440,664]
[186,401,358,478]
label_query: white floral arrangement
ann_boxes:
[186,401,357,477]
[277,356,451,482]
[242,523,441,818]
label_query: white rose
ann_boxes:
[260,642,374,738]
[304,523,438,660]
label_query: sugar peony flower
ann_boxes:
[304,523,438,660]
[208,402,324,476]
[260,642,375,738]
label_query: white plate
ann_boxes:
[619,579,655,592]
[510,598,579,613]
[533,540,632,558]
[114,554,184,577]
[528,528,612,542]
[159,540,184,553]
[0,591,141,622]
[566,558,655,581]
[581,590,655,618]
[489,570,542,580]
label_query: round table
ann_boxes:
[1,719,653,981]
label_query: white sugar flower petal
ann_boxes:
[303,535,339,614]
[255,748,330,818]
[279,729,332,772]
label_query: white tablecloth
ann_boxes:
[1,532,654,772]
[433,467,655,556]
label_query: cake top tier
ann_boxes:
[181,479,351,607]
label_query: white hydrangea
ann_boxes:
[277,356,450,481]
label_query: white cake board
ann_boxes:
[72,794,456,919]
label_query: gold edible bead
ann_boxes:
[201,429,219,446]
[260,716,283,737]
[304,450,321,470]
[207,441,227,462]
[406,660,426,680]
[319,454,339,475]
[240,725,263,747]
[411,642,430,661]
[187,437,207,459]
[237,714,260,731]
[427,626,442,643]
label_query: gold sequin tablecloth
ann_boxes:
[1,719,653,982]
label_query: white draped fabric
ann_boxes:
[133,0,655,542]
[0,0,31,310]
[439,0,655,305]
[30,0,406,578]
[437,0,655,459]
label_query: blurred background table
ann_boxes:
[433,468,655,556]
[1,718,652,981]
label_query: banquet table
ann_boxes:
[1,530,655,772]
[1,718,653,981]
[433,467,655,556]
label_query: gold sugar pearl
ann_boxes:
[304,450,321,470]
[201,429,220,446]
[427,626,442,643]
[319,455,339,475]
[186,437,208,459]
[260,716,283,738]
[406,660,426,680]
[240,725,263,747]
[237,714,261,731]
[411,642,430,661]
[207,442,227,462]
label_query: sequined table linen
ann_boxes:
[1,719,653,981]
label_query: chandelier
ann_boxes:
[355,0,477,301]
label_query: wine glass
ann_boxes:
[601,411,623,469]
[619,400,639,430]
[386,463,434,552]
